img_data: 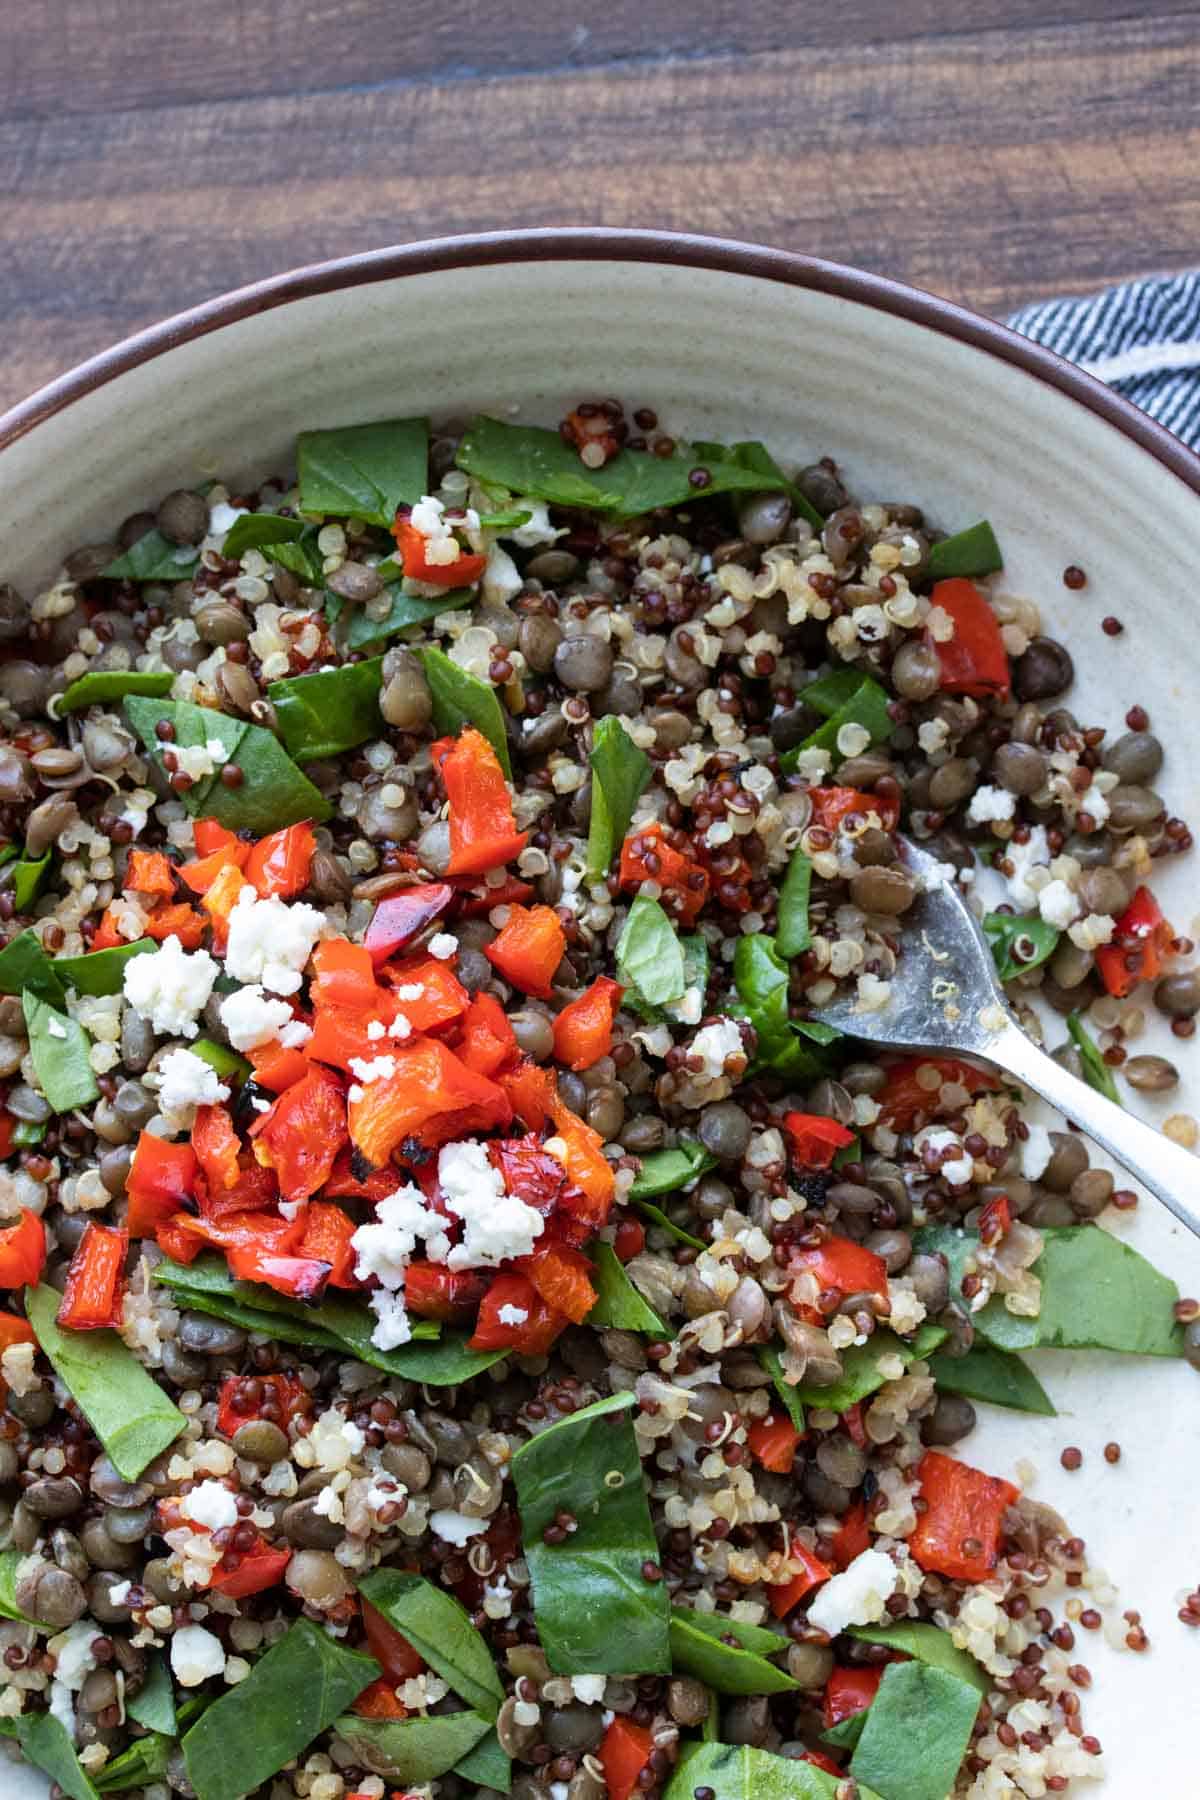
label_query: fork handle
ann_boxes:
[988,1020,1200,1240]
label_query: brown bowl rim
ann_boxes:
[2,228,1198,501]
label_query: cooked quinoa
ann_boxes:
[0,400,1195,1800]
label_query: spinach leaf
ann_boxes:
[454,1727,511,1791]
[268,658,384,763]
[779,675,893,774]
[415,646,512,776]
[356,1570,504,1721]
[56,670,174,715]
[848,1620,988,1694]
[333,1712,491,1784]
[776,849,812,958]
[221,512,307,558]
[53,939,154,998]
[716,441,824,530]
[13,852,52,912]
[913,1224,1183,1356]
[587,717,652,879]
[928,1342,1056,1415]
[731,935,833,1078]
[512,1391,670,1674]
[629,1197,706,1251]
[297,417,430,527]
[1067,1011,1122,1105]
[124,695,332,833]
[849,1660,982,1800]
[126,1650,178,1734]
[983,912,1060,981]
[588,1241,668,1334]
[11,1711,101,1800]
[340,586,472,652]
[189,1037,252,1085]
[182,1619,378,1800]
[266,532,326,586]
[457,417,778,516]
[615,895,685,1010]
[629,1141,716,1200]
[669,1606,796,1695]
[23,991,99,1112]
[797,668,867,716]
[821,1711,868,1751]
[666,1740,883,1800]
[785,1323,948,1413]
[0,1547,41,1623]
[95,1734,172,1792]
[0,929,67,1006]
[102,530,199,583]
[26,1284,187,1480]
[927,519,1003,581]
[756,1347,805,1433]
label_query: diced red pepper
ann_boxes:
[363,884,455,966]
[304,1005,384,1074]
[599,1717,654,1800]
[499,1059,556,1132]
[549,1093,615,1221]
[125,850,175,897]
[89,907,125,952]
[436,728,528,877]
[210,1538,291,1599]
[929,577,1011,699]
[392,517,487,589]
[875,1055,1001,1133]
[244,822,316,899]
[311,939,380,1012]
[808,784,901,834]
[247,1041,310,1093]
[362,1597,425,1683]
[194,820,242,857]
[456,992,519,1078]
[909,1449,1019,1582]
[351,1678,407,1719]
[519,1242,597,1324]
[325,1150,402,1206]
[197,1158,279,1220]
[843,1402,867,1450]
[484,905,566,999]
[250,1064,348,1203]
[799,1749,844,1777]
[199,861,249,951]
[746,1412,802,1474]
[58,1222,127,1331]
[226,1244,332,1301]
[1094,885,1175,998]
[297,1201,359,1288]
[163,1207,302,1259]
[469,1273,568,1353]
[619,823,709,925]
[124,1128,199,1241]
[783,1112,857,1170]
[404,1263,488,1321]
[830,1499,871,1570]
[978,1194,1012,1247]
[792,1235,888,1302]
[383,955,470,1033]
[455,874,535,917]
[347,1037,510,1166]
[0,1209,46,1288]
[179,840,250,895]
[487,1137,569,1214]
[0,1312,36,1351]
[192,1104,241,1194]
[0,1114,13,1164]
[216,1371,310,1439]
[613,1217,645,1262]
[144,903,206,949]
[768,1537,833,1616]
[552,976,624,1072]
[823,1665,885,1729]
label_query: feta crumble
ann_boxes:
[157,1048,229,1118]
[439,1138,544,1269]
[123,936,219,1038]
[180,1480,238,1532]
[171,1624,227,1687]
[497,1303,529,1326]
[429,1508,489,1547]
[428,933,458,961]
[1021,1124,1054,1181]
[224,889,326,995]
[1037,879,1081,930]
[965,784,1016,827]
[806,1548,899,1636]
[219,984,295,1052]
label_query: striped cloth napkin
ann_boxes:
[1008,269,1200,450]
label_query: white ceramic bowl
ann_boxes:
[2,230,1199,1795]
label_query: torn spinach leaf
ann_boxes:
[1067,1010,1122,1105]
[666,1739,883,1800]
[221,512,307,558]
[629,1140,715,1201]
[125,1650,177,1734]
[587,716,651,879]
[0,1547,42,1624]
[56,670,174,715]
[102,530,199,583]
[756,1346,805,1433]
[23,990,99,1112]
[588,1241,668,1334]
[268,657,384,762]
[731,934,833,1078]
[53,938,154,998]
[784,1323,948,1413]
[927,519,1003,581]
[983,911,1059,981]
[776,848,813,957]
[780,675,893,774]
[297,416,430,527]
[848,1620,989,1693]
[8,1711,101,1800]
[95,1734,172,1793]
[189,1037,252,1085]
[669,1606,797,1696]
[415,646,512,776]
[12,851,52,912]
[0,928,68,1006]
[357,1570,504,1720]
[264,530,325,586]
[333,1712,491,1785]
[615,894,685,1011]
[453,1727,511,1791]
[849,1660,982,1800]
[628,1196,706,1251]
[123,695,332,832]
[339,586,472,652]
[928,1341,1056,1415]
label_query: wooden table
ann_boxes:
[3,0,1199,412]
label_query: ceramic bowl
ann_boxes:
[2,230,1199,1795]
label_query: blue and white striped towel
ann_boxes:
[1008,270,1200,450]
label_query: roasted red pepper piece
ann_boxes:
[549,1093,615,1220]
[210,1537,292,1599]
[929,577,1011,698]
[619,823,709,925]
[0,1209,46,1288]
[909,1449,1019,1582]
[58,1222,127,1330]
[324,1150,402,1206]
[297,1201,359,1288]
[125,850,175,896]
[179,840,250,896]
[519,1242,597,1324]
[364,884,454,966]
[362,1598,424,1683]
[0,1313,36,1351]
[484,905,565,999]
[487,1137,569,1214]
[875,1055,1001,1132]
[199,861,249,952]
[455,874,534,918]
[823,1665,886,1729]
[808,785,901,834]
[250,1064,348,1203]
[783,1111,857,1170]
[393,517,487,588]
[498,1059,557,1132]
[382,955,470,1032]
[792,1235,888,1302]
[456,992,519,1078]
[436,728,528,877]
[799,1749,845,1777]
[88,908,126,952]
[1094,885,1175,997]
[244,822,316,899]
[192,1104,241,1194]
[247,1041,310,1093]
[143,903,206,949]
[404,1262,488,1321]
[0,1113,13,1163]
[311,939,379,1012]
[197,1158,279,1219]
[599,1717,654,1800]
[768,1537,833,1616]
[226,1245,332,1300]
[552,976,624,1071]
[469,1273,568,1352]
[304,1006,385,1074]
[746,1412,802,1474]
[830,1498,871,1570]
[217,1371,310,1439]
[351,1678,407,1719]
[347,1038,510,1166]
[978,1193,1012,1247]
[194,820,243,857]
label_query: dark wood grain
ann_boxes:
[3,3,1200,410]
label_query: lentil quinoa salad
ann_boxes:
[0,400,1194,1800]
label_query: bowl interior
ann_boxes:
[2,243,1199,1793]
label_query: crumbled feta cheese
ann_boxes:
[392,983,424,1002]
[349,1055,397,1085]
[157,1048,229,1117]
[171,1625,227,1687]
[1004,825,1051,909]
[208,500,246,536]
[917,1125,975,1187]
[1037,879,1080,930]
[429,1508,489,1547]
[965,784,1016,827]
[1021,1124,1054,1181]
[428,933,458,961]
[224,889,326,995]
[497,1304,528,1326]
[387,1014,413,1040]
[439,1139,544,1269]
[410,495,462,565]
[50,1620,101,1690]
[504,499,562,548]
[180,1480,238,1532]
[219,984,295,1052]
[351,1184,453,1289]
[366,1019,387,1040]
[123,936,219,1038]
[482,543,522,604]
[278,1019,312,1049]
[49,1679,76,1739]
[367,1288,412,1351]
[1078,781,1110,827]
[690,1018,744,1079]
[806,1548,898,1636]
